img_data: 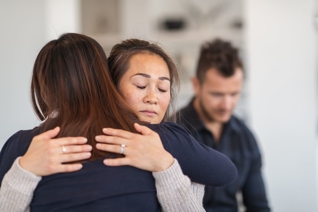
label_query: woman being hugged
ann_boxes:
[96,38,238,211]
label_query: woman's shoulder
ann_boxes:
[148,122,191,135]
[147,122,198,149]
[0,127,40,182]
[0,127,40,163]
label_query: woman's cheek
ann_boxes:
[161,94,170,111]
[123,91,136,104]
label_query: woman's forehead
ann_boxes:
[126,53,170,78]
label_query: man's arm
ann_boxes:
[241,133,270,212]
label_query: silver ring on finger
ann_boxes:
[62,145,67,154]
[119,144,126,155]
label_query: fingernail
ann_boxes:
[82,138,88,142]
[75,164,83,169]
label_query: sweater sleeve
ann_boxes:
[153,159,205,212]
[0,157,41,212]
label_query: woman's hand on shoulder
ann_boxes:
[95,123,174,172]
[19,127,92,176]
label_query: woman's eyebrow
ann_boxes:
[133,73,170,81]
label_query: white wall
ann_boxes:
[0,0,46,148]
[244,0,317,211]
[0,0,80,149]
[46,0,81,40]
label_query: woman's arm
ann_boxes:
[153,159,205,212]
[0,158,38,212]
[96,122,237,187]
[155,122,238,186]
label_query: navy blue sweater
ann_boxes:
[0,122,237,211]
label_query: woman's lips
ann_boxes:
[140,110,157,116]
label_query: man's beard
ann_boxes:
[198,98,230,123]
[199,99,215,122]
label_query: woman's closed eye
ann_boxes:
[158,88,167,92]
[136,85,146,89]
[136,86,167,92]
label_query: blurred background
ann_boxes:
[0,0,317,211]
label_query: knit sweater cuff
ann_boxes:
[3,157,42,195]
[152,159,190,188]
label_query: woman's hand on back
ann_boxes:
[95,123,174,172]
[19,127,92,176]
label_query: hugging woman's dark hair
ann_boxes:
[31,33,140,160]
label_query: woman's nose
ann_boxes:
[144,92,158,104]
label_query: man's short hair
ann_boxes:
[196,38,243,82]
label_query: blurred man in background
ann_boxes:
[176,39,270,211]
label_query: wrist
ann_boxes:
[154,153,174,172]
[19,156,33,174]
